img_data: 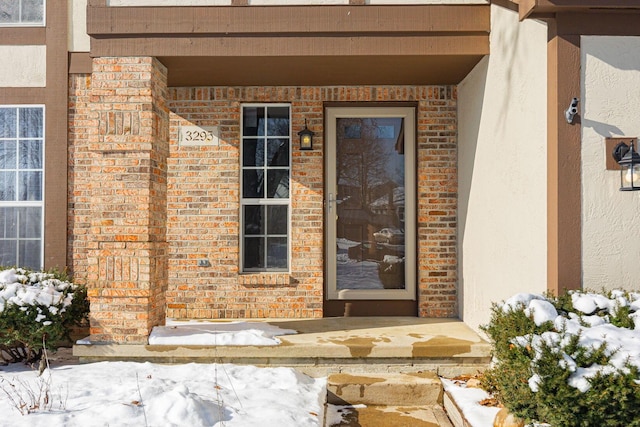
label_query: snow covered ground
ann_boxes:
[2,289,639,426]
[1,319,326,427]
[0,361,327,427]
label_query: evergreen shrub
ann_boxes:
[0,267,89,364]
[481,290,640,427]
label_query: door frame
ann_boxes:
[324,106,417,309]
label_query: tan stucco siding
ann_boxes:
[0,46,46,87]
[69,0,90,52]
[582,36,640,292]
[457,4,548,332]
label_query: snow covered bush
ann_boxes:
[481,290,640,427]
[0,267,89,364]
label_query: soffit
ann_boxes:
[87,4,490,86]
[519,0,640,20]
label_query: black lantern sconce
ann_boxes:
[298,119,315,151]
[613,140,640,191]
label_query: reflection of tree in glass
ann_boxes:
[337,118,393,207]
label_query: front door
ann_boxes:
[325,107,416,316]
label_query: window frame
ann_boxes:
[0,104,45,269]
[0,0,46,27]
[240,103,291,273]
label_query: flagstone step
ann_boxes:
[326,403,453,427]
[327,372,444,406]
[73,318,492,377]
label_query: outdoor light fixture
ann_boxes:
[298,119,315,151]
[565,97,579,124]
[613,140,640,191]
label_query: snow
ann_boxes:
[148,319,297,346]
[0,361,326,427]
[445,290,640,427]
[506,291,640,393]
[3,287,639,427]
[524,299,558,326]
[0,268,78,320]
[442,379,500,427]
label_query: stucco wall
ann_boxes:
[69,0,90,52]
[457,4,547,332]
[582,36,640,292]
[0,46,46,87]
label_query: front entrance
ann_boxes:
[325,107,417,316]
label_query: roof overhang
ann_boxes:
[518,0,640,20]
[87,4,490,86]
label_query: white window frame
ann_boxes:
[0,0,46,27]
[240,103,291,273]
[0,105,45,269]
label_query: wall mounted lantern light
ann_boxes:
[298,119,315,151]
[613,140,640,191]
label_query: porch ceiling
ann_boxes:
[87,4,489,86]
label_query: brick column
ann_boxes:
[86,57,169,343]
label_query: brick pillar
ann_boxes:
[86,57,169,343]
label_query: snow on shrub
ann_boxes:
[0,267,89,364]
[481,290,640,427]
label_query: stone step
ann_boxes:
[326,403,453,427]
[327,372,443,406]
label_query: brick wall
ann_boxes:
[166,86,457,320]
[69,64,458,341]
[69,58,169,343]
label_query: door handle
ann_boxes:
[327,193,341,212]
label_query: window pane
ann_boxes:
[19,140,42,169]
[266,107,289,137]
[18,171,42,201]
[0,240,17,267]
[19,108,43,138]
[0,1,19,24]
[266,237,287,269]
[267,139,289,167]
[0,171,16,201]
[19,240,40,269]
[0,207,18,238]
[343,124,361,139]
[244,205,264,235]
[242,169,264,198]
[267,169,289,198]
[267,205,287,235]
[243,237,264,269]
[242,107,265,137]
[18,207,41,238]
[22,0,43,23]
[242,138,263,167]
[0,140,16,169]
[0,108,17,138]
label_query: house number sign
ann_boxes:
[179,125,219,146]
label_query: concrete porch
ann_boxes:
[73,317,491,378]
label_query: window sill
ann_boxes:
[238,273,293,287]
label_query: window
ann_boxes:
[0,0,45,26]
[0,106,44,269]
[241,104,290,272]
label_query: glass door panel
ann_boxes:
[326,107,415,301]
